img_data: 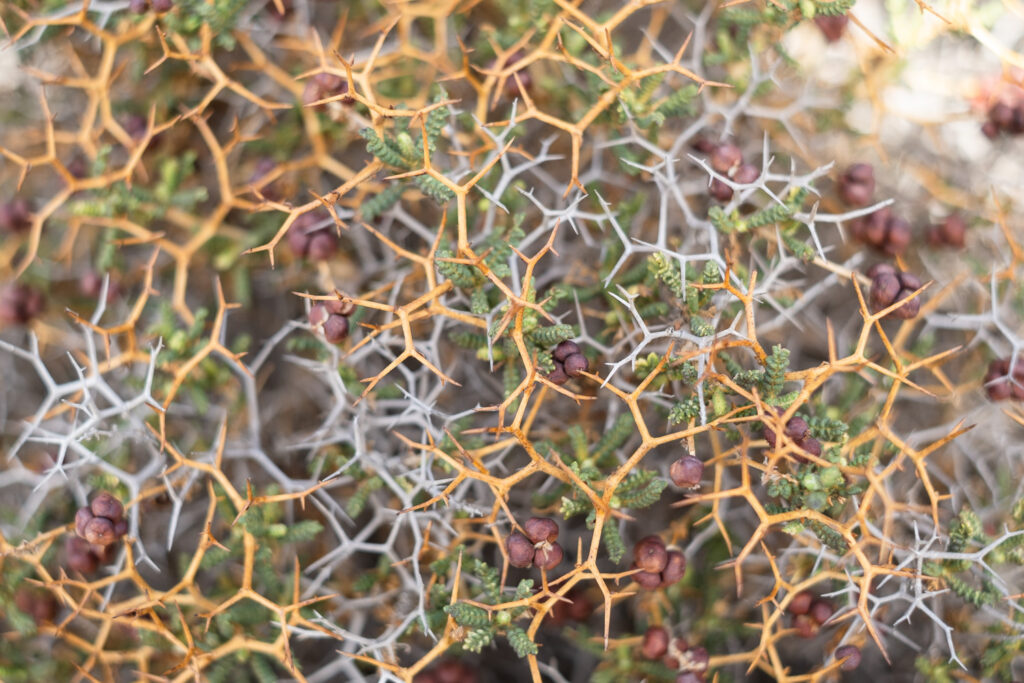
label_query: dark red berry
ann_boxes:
[533,542,563,570]
[788,590,814,615]
[151,0,172,12]
[865,262,896,279]
[660,550,686,586]
[898,272,922,291]
[810,598,834,625]
[798,436,822,458]
[710,143,742,174]
[90,491,124,521]
[306,231,339,261]
[982,120,999,139]
[548,588,593,624]
[121,114,148,141]
[129,0,148,12]
[891,289,921,319]
[783,417,809,440]
[506,532,535,568]
[75,507,95,538]
[814,13,848,42]
[563,353,588,377]
[734,163,760,184]
[633,565,663,589]
[990,102,1014,129]
[552,340,580,362]
[835,644,861,671]
[881,217,911,256]
[325,298,356,317]
[927,214,967,248]
[670,456,703,487]
[309,303,329,327]
[708,177,733,202]
[547,361,568,385]
[323,315,349,344]
[641,626,670,659]
[83,517,118,547]
[663,637,689,669]
[65,536,100,574]
[524,517,559,544]
[838,164,874,207]
[634,536,668,573]
[869,272,901,312]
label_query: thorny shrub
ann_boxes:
[1,0,1024,681]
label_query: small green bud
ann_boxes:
[609,495,622,509]
[801,472,822,491]
[820,467,844,488]
[494,610,511,627]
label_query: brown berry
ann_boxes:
[323,315,349,344]
[929,214,966,248]
[75,507,95,538]
[633,565,663,589]
[982,120,999,139]
[641,626,670,659]
[15,587,57,625]
[129,0,148,12]
[865,263,896,279]
[83,517,118,546]
[151,0,173,12]
[710,143,742,174]
[90,492,124,521]
[547,361,568,385]
[634,536,668,573]
[552,340,581,362]
[869,272,901,312]
[838,164,874,207]
[533,542,563,571]
[563,353,588,377]
[788,590,814,615]
[524,517,559,544]
[734,163,760,184]
[708,178,733,202]
[65,536,100,574]
[306,230,339,261]
[660,550,686,586]
[809,598,834,625]
[309,303,329,327]
[891,288,921,319]
[882,217,911,256]
[783,417,810,440]
[835,644,861,671]
[670,456,703,488]
[898,272,922,291]
[506,532,535,568]
[794,613,818,638]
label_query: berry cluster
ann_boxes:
[74,491,128,547]
[547,340,589,385]
[696,140,759,202]
[631,536,686,589]
[867,264,922,319]
[669,454,704,488]
[0,199,32,234]
[288,211,339,261]
[984,357,1024,401]
[129,0,173,13]
[981,100,1024,139]
[302,72,354,109]
[837,163,875,207]
[506,517,564,571]
[640,626,710,682]
[763,409,822,460]
[0,283,45,325]
[849,207,911,256]
[925,214,967,249]
[412,659,478,683]
[813,13,849,43]
[309,298,356,345]
[787,590,834,637]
